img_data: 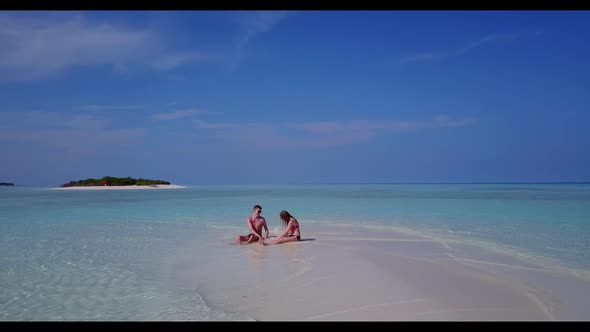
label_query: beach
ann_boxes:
[50,185,187,190]
[173,223,588,321]
[1,184,589,320]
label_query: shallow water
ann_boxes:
[1,184,589,320]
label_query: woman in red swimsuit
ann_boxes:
[264,210,301,245]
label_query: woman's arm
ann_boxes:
[277,219,294,239]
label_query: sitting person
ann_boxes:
[264,210,301,245]
[237,204,269,246]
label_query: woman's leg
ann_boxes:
[265,235,300,245]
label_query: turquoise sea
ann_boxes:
[1,184,589,320]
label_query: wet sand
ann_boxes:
[168,224,590,321]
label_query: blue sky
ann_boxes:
[1,11,589,186]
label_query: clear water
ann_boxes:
[1,184,590,320]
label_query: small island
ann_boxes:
[61,176,170,187]
[0,182,15,186]
[54,176,186,190]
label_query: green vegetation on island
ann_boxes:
[61,176,170,187]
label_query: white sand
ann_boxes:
[168,224,590,321]
[50,184,187,190]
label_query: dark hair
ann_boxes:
[253,205,262,210]
[279,210,294,226]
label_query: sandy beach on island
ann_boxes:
[168,223,590,321]
[50,184,187,190]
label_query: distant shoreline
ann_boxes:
[50,184,187,190]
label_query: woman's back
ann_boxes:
[288,217,300,236]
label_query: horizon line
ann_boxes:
[7,181,590,187]
[182,181,590,185]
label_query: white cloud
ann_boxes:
[431,115,478,128]
[236,11,289,50]
[0,13,209,81]
[400,32,528,65]
[80,104,143,112]
[0,13,157,81]
[64,114,111,130]
[192,119,373,149]
[289,116,477,134]
[193,119,240,129]
[222,11,290,71]
[152,108,217,121]
[151,52,207,71]
[0,111,113,130]
[457,33,523,54]
[0,12,292,80]
[0,110,144,158]
[399,52,437,64]
[191,115,477,149]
